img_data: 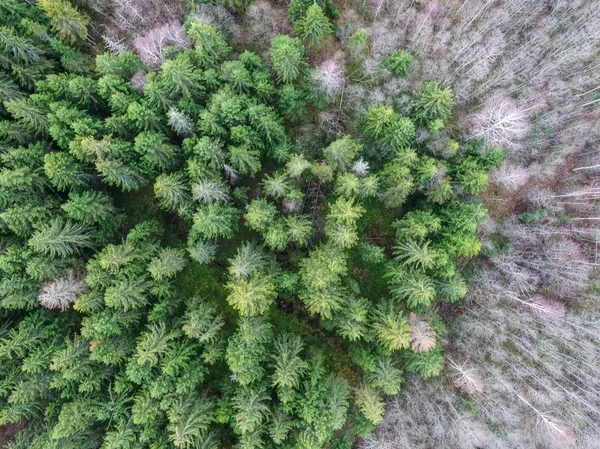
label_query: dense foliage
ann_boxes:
[7,0,593,448]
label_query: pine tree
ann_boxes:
[298,243,347,319]
[187,240,217,265]
[404,344,444,378]
[325,197,365,249]
[167,395,215,448]
[226,245,264,283]
[104,277,149,311]
[28,218,93,257]
[294,3,334,48]
[285,215,312,246]
[187,21,230,68]
[262,171,290,199]
[193,203,239,239]
[264,221,288,251]
[226,317,272,386]
[148,248,187,281]
[43,152,92,191]
[371,302,410,351]
[182,298,223,342]
[167,108,195,136]
[38,0,89,43]
[271,333,308,390]
[393,240,437,270]
[221,60,253,93]
[387,266,436,308]
[136,322,179,367]
[154,172,191,211]
[192,179,230,203]
[232,386,270,435]
[0,26,42,65]
[134,131,179,172]
[61,191,117,225]
[228,144,262,177]
[226,274,277,316]
[245,198,277,233]
[354,383,384,425]
[96,159,147,191]
[3,98,48,135]
[160,54,204,101]
[38,269,87,311]
[323,135,363,172]
[367,355,404,395]
[334,296,370,341]
[382,49,413,77]
[412,81,454,124]
[270,35,305,83]
[269,407,294,444]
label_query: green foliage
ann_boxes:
[0,5,500,448]
[412,81,454,124]
[28,218,93,257]
[354,383,385,424]
[193,203,239,239]
[404,344,444,378]
[382,49,413,77]
[38,0,88,43]
[298,244,347,318]
[270,35,305,83]
[226,317,272,386]
[294,3,334,48]
[372,302,410,351]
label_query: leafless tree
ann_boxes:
[470,95,531,151]
[314,57,346,97]
[133,21,190,67]
[408,313,436,353]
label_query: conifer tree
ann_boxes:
[294,3,334,48]
[43,152,92,191]
[412,81,454,124]
[270,35,305,83]
[193,203,239,239]
[38,0,89,43]
[148,248,187,281]
[28,218,93,257]
[154,172,191,211]
[382,49,413,77]
[61,191,117,225]
[371,302,410,351]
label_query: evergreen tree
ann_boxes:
[354,383,385,425]
[245,198,277,233]
[28,218,93,257]
[412,81,454,124]
[193,203,239,239]
[148,248,187,281]
[37,0,89,43]
[371,302,410,351]
[226,317,272,386]
[270,35,305,83]
[271,333,308,391]
[382,49,413,77]
[294,3,334,48]
[192,179,230,203]
[154,172,191,211]
[226,273,277,316]
[298,243,347,319]
[43,151,92,191]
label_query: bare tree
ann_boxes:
[470,95,531,151]
[133,21,190,66]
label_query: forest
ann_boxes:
[0,0,598,448]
